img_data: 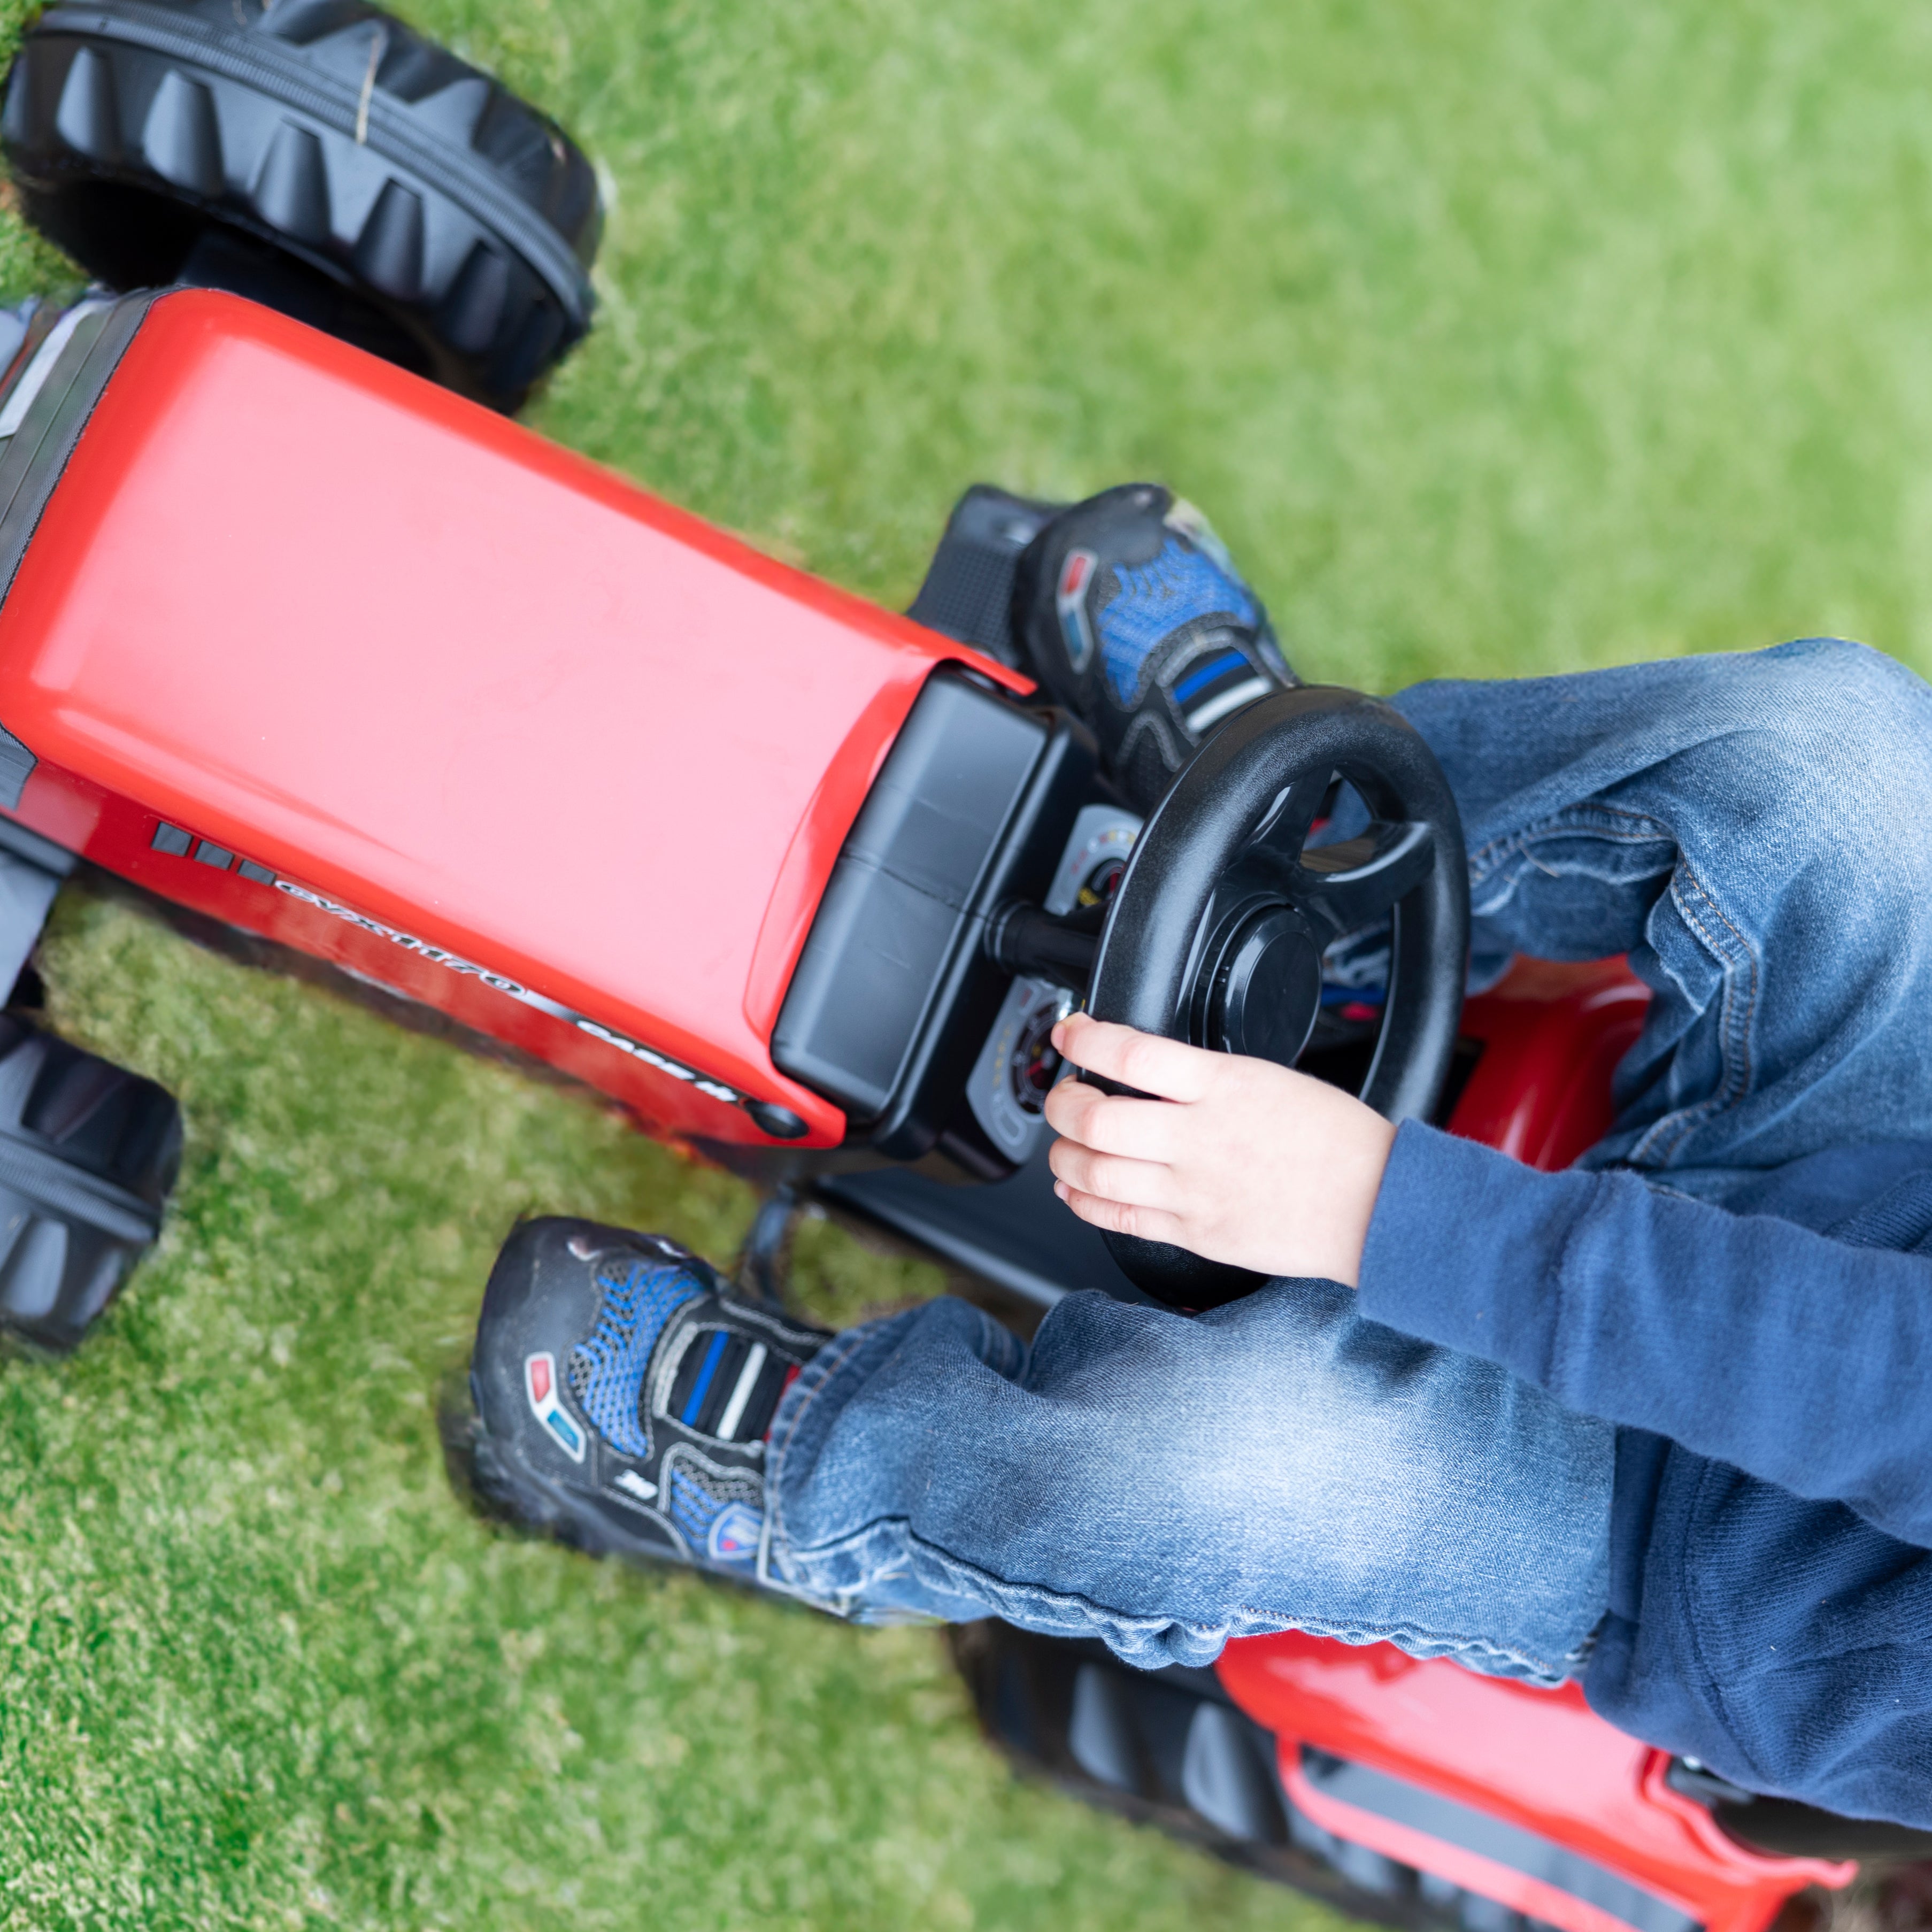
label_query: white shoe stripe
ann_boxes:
[1184,675,1273,734]
[714,1341,768,1441]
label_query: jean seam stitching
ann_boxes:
[780,1513,1575,1683]
[1628,860,1759,1166]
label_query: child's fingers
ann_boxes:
[1042,1080,1181,1160]
[1051,1014,1217,1102]
[1052,1181,1188,1248]
[1047,1136,1178,1212]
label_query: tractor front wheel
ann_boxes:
[1,0,602,411]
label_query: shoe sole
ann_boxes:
[457,1368,634,1563]
[456,1368,830,1613]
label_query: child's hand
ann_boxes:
[1042,1012,1397,1287]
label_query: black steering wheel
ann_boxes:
[1084,685,1469,1310]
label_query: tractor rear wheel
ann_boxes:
[0,1015,180,1353]
[1,0,602,411]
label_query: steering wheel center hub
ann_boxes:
[1201,905,1323,1066]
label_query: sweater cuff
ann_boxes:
[1356,1119,1597,1390]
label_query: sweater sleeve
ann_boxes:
[1357,1121,1932,1550]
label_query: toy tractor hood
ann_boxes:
[0,289,1025,1146]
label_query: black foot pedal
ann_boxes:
[735,1182,802,1309]
[907,485,1064,666]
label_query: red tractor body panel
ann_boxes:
[1219,1631,1848,1932]
[0,290,1024,1146]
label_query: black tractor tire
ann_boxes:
[0,1015,180,1353]
[1,0,602,411]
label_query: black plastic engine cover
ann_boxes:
[772,668,1098,1167]
[773,672,1046,1121]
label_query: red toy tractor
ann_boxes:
[0,4,1923,1928]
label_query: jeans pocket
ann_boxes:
[1469,809,1677,963]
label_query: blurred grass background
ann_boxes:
[0,0,1928,1925]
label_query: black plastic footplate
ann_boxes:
[905,485,1062,666]
[817,1131,1155,1310]
[0,1015,180,1351]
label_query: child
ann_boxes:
[468,486,1932,1830]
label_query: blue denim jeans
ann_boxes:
[765,638,1932,1679]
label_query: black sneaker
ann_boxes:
[465,1217,835,1602]
[1012,483,1297,812]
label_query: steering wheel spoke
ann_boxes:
[1271,818,1435,936]
[1249,769,1331,865]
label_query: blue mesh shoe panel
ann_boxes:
[662,1446,765,1564]
[1097,537,1259,705]
[667,1463,724,1542]
[566,1258,703,1457]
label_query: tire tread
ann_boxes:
[3,0,600,407]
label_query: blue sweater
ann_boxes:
[1359,1122,1932,1830]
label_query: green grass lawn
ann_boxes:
[2,0,1931,1924]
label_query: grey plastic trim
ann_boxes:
[0,812,77,876]
[0,726,36,811]
[0,291,158,608]
[0,849,63,1002]
[0,290,160,805]
[1300,1751,1701,1932]
[0,294,116,440]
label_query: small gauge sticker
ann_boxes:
[1045,805,1142,915]
[968,806,1143,1163]
[966,976,1073,1160]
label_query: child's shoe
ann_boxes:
[465,1217,834,1603]
[1012,483,1297,812]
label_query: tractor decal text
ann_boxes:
[271,879,745,1106]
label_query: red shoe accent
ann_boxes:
[764,1361,804,1442]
